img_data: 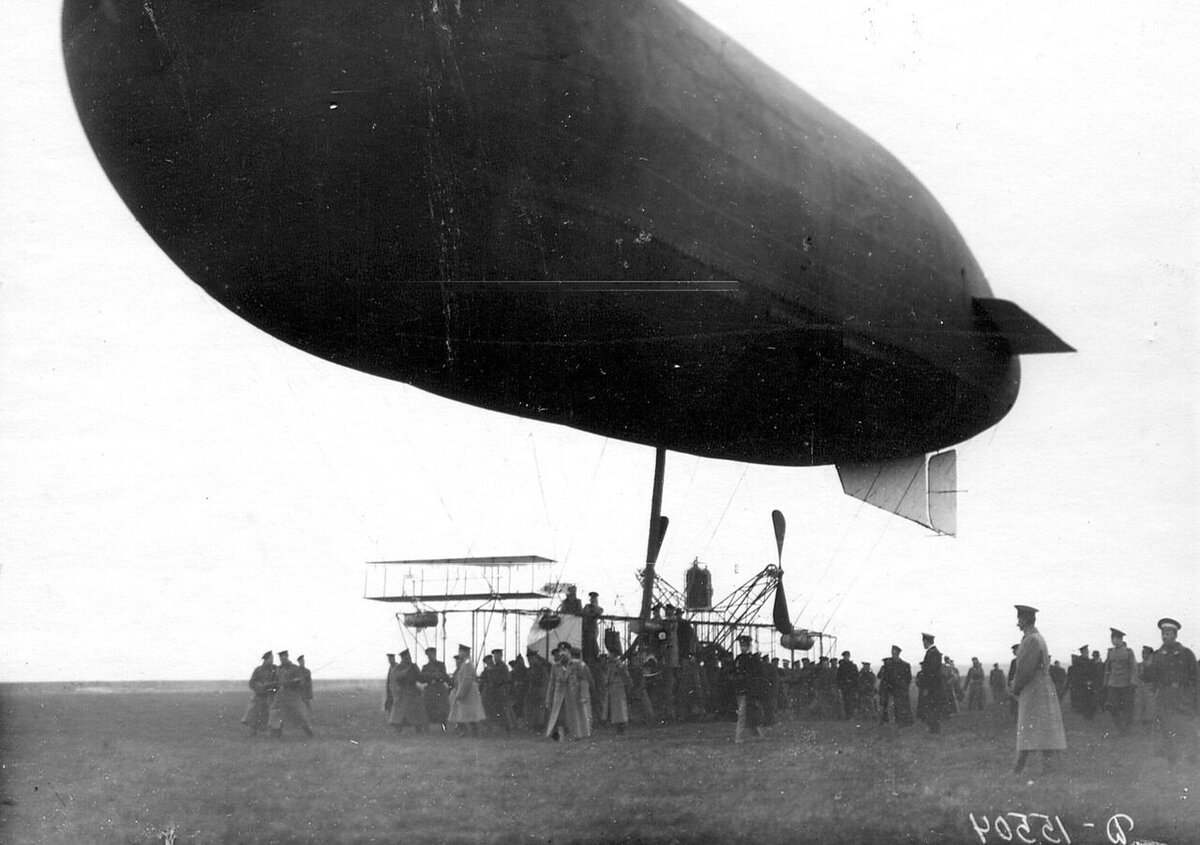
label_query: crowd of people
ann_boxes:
[240,597,1198,769]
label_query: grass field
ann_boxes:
[0,684,1195,844]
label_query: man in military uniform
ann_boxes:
[916,633,946,734]
[1104,628,1137,734]
[880,645,912,726]
[858,661,878,719]
[421,646,451,731]
[296,655,314,713]
[732,634,765,742]
[240,650,276,736]
[837,651,859,718]
[382,653,396,715]
[1067,645,1096,719]
[487,648,517,733]
[1143,617,1198,765]
[269,650,313,738]
[581,592,604,664]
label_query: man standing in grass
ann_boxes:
[388,649,426,734]
[916,633,946,734]
[733,634,765,742]
[269,650,313,738]
[241,650,276,736]
[449,644,486,736]
[1103,628,1137,735]
[1011,605,1066,775]
[420,647,451,731]
[297,655,313,713]
[1143,617,1198,766]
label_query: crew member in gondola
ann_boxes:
[558,585,583,614]
[581,592,603,664]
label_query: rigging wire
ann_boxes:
[560,438,609,568]
[699,463,749,558]
[819,462,923,630]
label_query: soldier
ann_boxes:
[420,646,451,731]
[732,634,765,742]
[1010,605,1066,775]
[1143,617,1198,765]
[1104,628,1137,734]
[963,658,985,711]
[916,633,946,734]
[1134,645,1158,726]
[388,649,425,734]
[989,662,1008,706]
[382,653,396,716]
[581,592,603,664]
[524,649,550,730]
[297,655,313,713]
[837,651,859,718]
[240,650,276,736]
[269,650,313,738]
[1067,645,1097,719]
[449,644,486,736]
[1048,660,1068,702]
[858,661,878,719]
[558,585,583,614]
[487,648,517,733]
[600,648,633,733]
[879,645,913,726]
[1007,644,1020,719]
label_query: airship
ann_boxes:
[62,0,1071,536]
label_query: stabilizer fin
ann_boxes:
[973,297,1075,354]
[836,451,957,536]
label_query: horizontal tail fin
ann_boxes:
[836,451,956,536]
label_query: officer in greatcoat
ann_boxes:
[916,633,947,734]
[269,650,313,738]
[241,650,276,735]
[1010,605,1066,774]
[1143,617,1198,765]
[1103,628,1137,734]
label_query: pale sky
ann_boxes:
[2,1,1197,682]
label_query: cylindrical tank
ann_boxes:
[685,562,713,610]
[781,631,815,651]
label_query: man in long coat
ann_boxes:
[269,650,313,738]
[1067,645,1097,719]
[545,645,585,740]
[989,662,1008,706]
[388,649,426,733]
[448,645,486,734]
[297,655,313,712]
[1143,617,1198,765]
[1010,605,1066,774]
[241,650,276,735]
[732,634,766,742]
[568,646,594,737]
[916,633,947,733]
[382,653,396,715]
[600,649,633,732]
[1104,628,1138,735]
[420,646,450,730]
[524,650,549,730]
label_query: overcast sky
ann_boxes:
[2,1,1196,682]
